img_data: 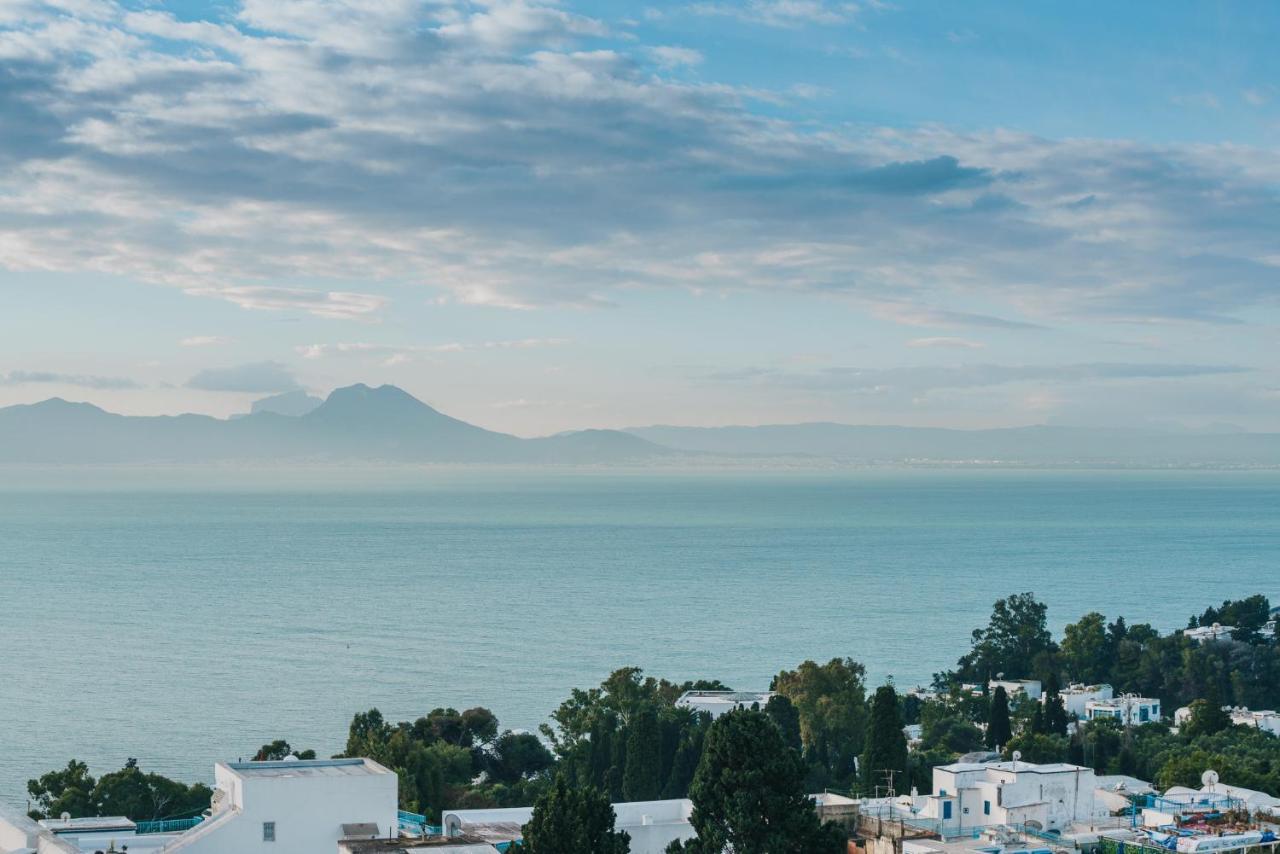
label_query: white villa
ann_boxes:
[1085,696,1161,725]
[912,759,1112,834]
[1054,684,1114,719]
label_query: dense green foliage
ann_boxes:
[771,657,868,788]
[666,710,846,854]
[540,668,721,803]
[27,759,213,822]
[862,685,909,795]
[343,705,550,819]
[517,774,630,854]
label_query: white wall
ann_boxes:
[163,761,397,854]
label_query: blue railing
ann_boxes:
[135,817,205,835]
[397,810,442,836]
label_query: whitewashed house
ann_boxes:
[1085,696,1161,725]
[988,680,1043,701]
[915,760,1109,834]
[1054,684,1115,719]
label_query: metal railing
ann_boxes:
[135,817,205,835]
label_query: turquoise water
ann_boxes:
[0,469,1276,805]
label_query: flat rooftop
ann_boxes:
[40,815,136,833]
[226,758,391,778]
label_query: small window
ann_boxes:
[263,821,276,842]
[984,800,991,815]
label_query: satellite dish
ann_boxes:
[60,812,71,822]
[1012,751,1023,762]
[1202,770,1219,789]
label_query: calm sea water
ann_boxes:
[0,469,1276,806]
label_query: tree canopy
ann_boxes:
[667,709,845,854]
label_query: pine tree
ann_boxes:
[987,686,1012,749]
[667,710,845,854]
[860,684,909,795]
[522,774,630,854]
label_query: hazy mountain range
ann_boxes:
[1,383,1278,467]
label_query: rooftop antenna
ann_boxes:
[874,769,898,800]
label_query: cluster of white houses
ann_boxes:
[3,750,1278,854]
[3,687,1278,854]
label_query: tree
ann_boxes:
[622,706,662,801]
[771,658,868,785]
[958,593,1055,681]
[521,774,630,854]
[27,760,97,820]
[764,694,803,753]
[920,714,984,755]
[27,760,212,823]
[1061,612,1109,684]
[487,732,555,785]
[252,740,316,761]
[861,685,909,795]
[1182,698,1231,738]
[1043,689,1069,737]
[986,687,1012,750]
[668,710,845,854]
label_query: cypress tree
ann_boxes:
[860,684,909,795]
[622,707,662,801]
[987,686,1012,749]
[1045,692,1069,737]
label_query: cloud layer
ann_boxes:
[0,0,1276,330]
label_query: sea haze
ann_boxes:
[0,469,1276,802]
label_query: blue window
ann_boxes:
[943,802,953,820]
[984,801,991,816]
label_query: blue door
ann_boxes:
[943,801,953,820]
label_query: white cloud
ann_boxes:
[0,0,1276,333]
[185,361,300,393]
[295,338,569,365]
[0,370,141,389]
[690,0,862,27]
[180,335,233,347]
[907,337,985,350]
[646,45,703,68]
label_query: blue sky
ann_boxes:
[1,0,1277,434]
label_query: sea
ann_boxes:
[0,467,1276,807]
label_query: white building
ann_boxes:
[1085,696,1161,725]
[1229,708,1280,735]
[1184,624,1235,642]
[443,799,696,854]
[2,758,398,854]
[915,760,1109,834]
[160,758,398,854]
[675,690,774,718]
[1053,684,1114,719]
[988,680,1043,701]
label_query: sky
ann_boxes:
[1,0,1278,436]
